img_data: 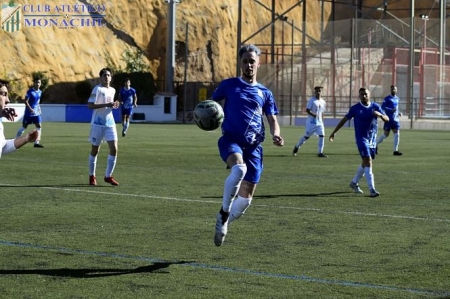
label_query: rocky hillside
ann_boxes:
[0,0,441,102]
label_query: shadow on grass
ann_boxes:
[0,261,191,278]
[202,191,349,199]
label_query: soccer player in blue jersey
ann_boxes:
[376,85,402,155]
[212,44,284,246]
[293,86,328,157]
[329,87,389,197]
[16,78,44,148]
[1,82,39,157]
[119,78,138,137]
[87,68,120,186]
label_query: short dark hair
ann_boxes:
[314,86,323,91]
[124,78,130,83]
[99,67,113,77]
[238,44,261,58]
[0,79,9,87]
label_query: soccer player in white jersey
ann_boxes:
[293,86,327,157]
[376,85,403,156]
[329,87,389,197]
[212,44,284,246]
[0,81,39,157]
[87,68,120,186]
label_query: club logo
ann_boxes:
[1,1,21,32]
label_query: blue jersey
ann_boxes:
[381,94,400,122]
[119,87,136,109]
[212,77,279,145]
[345,102,384,148]
[24,88,42,117]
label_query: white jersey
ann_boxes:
[306,96,326,126]
[0,122,5,158]
[88,85,116,127]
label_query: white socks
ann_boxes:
[222,164,246,212]
[296,136,307,148]
[364,166,375,190]
[105,154,117,178]
[393,132,400,151]
[34,128,41,144]
[229,196,252,224]
[377,134,387,145]
[318,136,324,154]
[90,154,117,178]
[89,154,97,176]
[16,127,25,138]
[123,121,129,132]
[352,165,365,184]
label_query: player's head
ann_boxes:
[33,78,42,90]
[124,78,131,88]
[314,86,323,98]
[0,81,9,110]
[359,87,370,105]
[238,44,261,82]
[99,67,113,86]
[390,85,397,95]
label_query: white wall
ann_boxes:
[2,94,178,123]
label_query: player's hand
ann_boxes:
[113,101,120,109]
[373,111,382,117]
[26,130,40,142]
[329,133,335,142]
[272,135,284,146]
[2,107,18,121]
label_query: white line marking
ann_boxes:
[31,186,450,223]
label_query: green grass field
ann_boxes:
[0,122,449,299]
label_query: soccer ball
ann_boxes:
[193,100,224,131]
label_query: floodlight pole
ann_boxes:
[165,0,180,93]
[408,0,414,126]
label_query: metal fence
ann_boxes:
[168,17,450,122]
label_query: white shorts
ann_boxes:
[304,123,325,137]
[89,125,117,146]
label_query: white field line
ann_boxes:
[28,186,450,223]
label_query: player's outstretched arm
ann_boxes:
[14,130,39,149]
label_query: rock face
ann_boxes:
[0,0,439,102]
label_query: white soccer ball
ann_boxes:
[193,100,224,131]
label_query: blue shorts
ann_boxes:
[218,134,264,183]
[356,140,376,160]
[23,115,42,126]
[121,107,133,116]
[383,120,400,131]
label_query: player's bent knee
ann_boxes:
[231,164,247,180]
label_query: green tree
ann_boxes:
[122,48,149,73]
[104,47,149,74]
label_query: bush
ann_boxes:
[75,80,92,100]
